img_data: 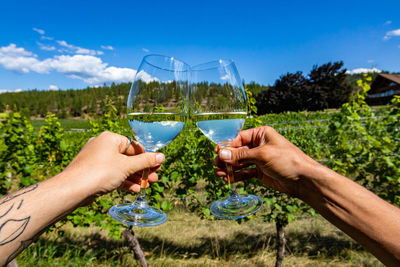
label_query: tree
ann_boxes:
[256,61,353,114]
[307,61,352,110]
[256,72,307,114]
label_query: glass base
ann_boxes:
[108,199,167,227]
[210,191,263,219]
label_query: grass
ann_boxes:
[17,207,382,266]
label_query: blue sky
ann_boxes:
[0,0,400,92]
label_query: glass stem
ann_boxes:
[136,168,149,202]
[226,163,240,202]
[226,164,237,193]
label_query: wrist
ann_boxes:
[296,158,334,204]
[53,167,99,206]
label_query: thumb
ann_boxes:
[124,152,165,174]
[219,146,259,165]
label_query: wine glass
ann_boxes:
[190,59,262,219]
[109,55,190,226]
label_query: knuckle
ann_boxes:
[236,147,248,162]
[262,125,275,134]
[101,131,113,137]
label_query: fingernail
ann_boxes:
[156,153,165,164]
[220,150,231,160]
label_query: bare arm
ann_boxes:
[214,126,400,266]
[299,160,400,265]
[0,131,165,265]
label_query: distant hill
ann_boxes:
[0,82,131,118]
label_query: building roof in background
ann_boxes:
[369,73,400,94]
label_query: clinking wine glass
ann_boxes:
[191,59,263,219]
[109,55,190,226]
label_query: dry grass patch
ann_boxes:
[17,207,382,266]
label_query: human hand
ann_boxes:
[63,131,165,196]
[214,126,319,197]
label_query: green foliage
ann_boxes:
[0,112,37,193]
[327,74,400,205]
[1,79,399,249]
[89,99,123,135]
[37,114,72,174]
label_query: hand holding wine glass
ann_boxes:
[191,59,262,219]
[109,55,190,226]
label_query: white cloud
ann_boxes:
[57,40,73,49]
[0,43,36,57]
[384,20,392,25]
[101,45,114,51]
[367,59,375,64]
[135,70,159,83]
[346,67,382,74]
[0,44,138,85]
[142,48,150,52]
[384,29,400,40]
[0,88,22,94]
[37,42,56,51]
[0,44,43,73]
[49,84,59,90]
[220,74,230,80]
[56,40,103,56]
[33,28,45,35]
[41,36,54,41]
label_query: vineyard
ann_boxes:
[1,77,400,266]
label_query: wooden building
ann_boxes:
[367,73,400,105]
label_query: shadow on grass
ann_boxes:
[24,228,364,262]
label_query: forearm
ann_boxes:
[0,170,92,266]
[299,163,400,266]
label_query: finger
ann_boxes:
[126,168,160,184]
[214,144,221,153]
[230,126,275,148]
[117,135,144,155]
[229,128,259,147]
[149,165,162,173]
[231,168,258,182]
[214,153,252,169]
[215,168,227,177]
[123,152,165,174]
[216,168,258,182]
[119,180,141,193]
[128,172,159,183]
[147,172,159,183]
[218,146,263,166]
[214,156,226,169]
[125,139,145,156]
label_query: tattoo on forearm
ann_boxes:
[0,183,38,264]
[0,184,38,206]
[17,200,23,210]
[0,204,14,220]
[0,217,30,245]
[6,238,33,265]
[4,208,71,265]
